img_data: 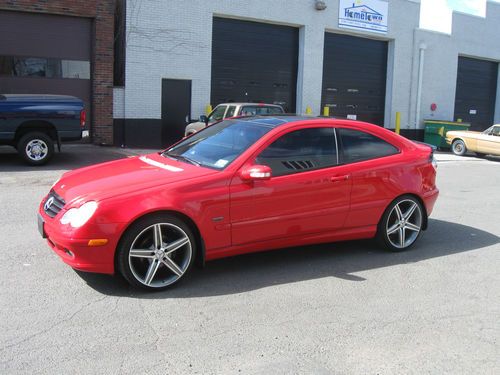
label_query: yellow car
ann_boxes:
[446,124,500,157]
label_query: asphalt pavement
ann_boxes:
[0,144,499,374]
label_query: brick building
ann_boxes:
[0,0,115,145]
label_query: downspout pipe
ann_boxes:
[415,43,427,132]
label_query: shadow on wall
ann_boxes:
[76,219,499,298]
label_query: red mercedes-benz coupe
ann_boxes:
[38,116,438,290]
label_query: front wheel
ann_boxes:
[451,139,467,156]
[18,132,54,165]
[377,196,424,252]
[117,214,196,291]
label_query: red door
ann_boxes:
[229,126,352,245]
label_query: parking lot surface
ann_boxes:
[1,145,499,374]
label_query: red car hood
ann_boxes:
[53,153,218,205]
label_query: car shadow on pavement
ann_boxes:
[76,218,499,298]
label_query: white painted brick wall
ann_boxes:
[113,87,125,118]
[120,0,500,130]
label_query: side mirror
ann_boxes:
[199,115,208,124]
[240,165,272,182]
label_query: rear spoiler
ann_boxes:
[413,140,437,152]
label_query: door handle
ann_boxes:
[330,175,349,183]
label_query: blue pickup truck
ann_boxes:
[0,94,87,165]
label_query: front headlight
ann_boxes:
[60,201,98,228]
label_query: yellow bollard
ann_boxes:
[205,104,213,115]
[395,111,401,134]
[305,105,312,115]
[323,106,330,117]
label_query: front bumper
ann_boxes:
[38,205,121,275]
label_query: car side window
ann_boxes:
[240,106,281,116]
[225,105,237,118]
[268,106,284,114]
[256,128,337,177]
[338,128,399,164]
[240,106,257,116]
[208,105,227,122]
[492,126,500,136]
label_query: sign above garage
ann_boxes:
[339,0,389,34]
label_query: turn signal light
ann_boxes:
[87,239,108,247]
[80,109,86,128]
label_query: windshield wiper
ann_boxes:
[164,153,200,167]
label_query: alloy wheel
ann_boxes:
[385,199,422,249]
[128,223,192,288]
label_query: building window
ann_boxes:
[61,60,90,79]
[0,56,90,80]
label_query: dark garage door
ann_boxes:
[454,56,498,131]
[211,17,298,112]
[0,11,92,126]
[321,33,388,125]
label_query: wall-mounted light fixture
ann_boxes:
[315,1,327,11]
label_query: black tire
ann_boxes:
[376,195,425,252]
[451,139,467,156]
[117,214,196,291]
[17,132,54,165]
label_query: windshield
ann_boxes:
[483,125,500,135]
[207,105,227,123]
[482,126,494,134]
[163,119,273,170]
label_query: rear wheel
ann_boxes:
[377,196,424,252]
[17,132,54,165]
[117,214,196,291]
[451,139,467,156]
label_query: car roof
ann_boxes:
[216,102,283,107]
[229,115,411,146]
[228,115,311,128]
[231,115,376,128]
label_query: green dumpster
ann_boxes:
[423,120,471,149]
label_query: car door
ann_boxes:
[336,128,402,228]
[477,126,500,155]
[230,126,353,246]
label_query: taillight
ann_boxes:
[80,109,86,129]
[429,150,437,170]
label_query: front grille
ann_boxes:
[43,190,66,218]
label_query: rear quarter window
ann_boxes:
[338,128,399,164]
